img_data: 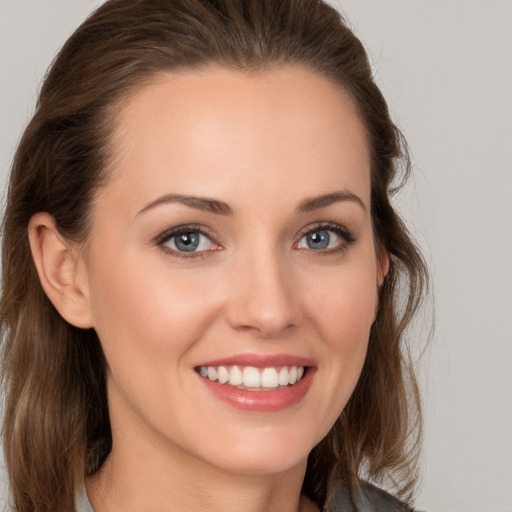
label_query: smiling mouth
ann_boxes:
[195,365,307,390]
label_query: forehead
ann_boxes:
[102,65,371,213]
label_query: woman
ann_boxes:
[0,1,428,511]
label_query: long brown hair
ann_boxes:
[1,1,428,510]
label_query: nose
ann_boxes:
[225,251,302,338]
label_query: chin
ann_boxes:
[209,450,309,477]
[191,424,325,477]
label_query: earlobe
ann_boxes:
[28,213,94,329]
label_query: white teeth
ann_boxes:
[217,366,229,384]
[199,365,306,389]
[243,366,261,388]
[207,366,217,381]
[261,368,279,388]
[278,367,289,386]
[229,365,243,386]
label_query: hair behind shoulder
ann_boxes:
[1,1,428,510]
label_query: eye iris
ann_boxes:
[175,232,199,252]
[307,230,330,250]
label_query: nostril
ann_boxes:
[226,302,300,337]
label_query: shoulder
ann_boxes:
[327,481,415,512]
[358,482,415,512]
[76,488,95,512]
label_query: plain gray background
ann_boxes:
[1,1,511,511]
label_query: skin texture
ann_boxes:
[29,66,388,512]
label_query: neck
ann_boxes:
[86,430,318,512]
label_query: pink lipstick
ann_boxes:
[195,354,315,412]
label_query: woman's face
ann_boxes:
[80,66,387,476]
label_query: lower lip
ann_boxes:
[198,369,315,412]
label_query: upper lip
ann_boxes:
[195,353,315,368]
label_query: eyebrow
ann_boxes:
[137,194,233,216]
[137,189,366,217]
[297,190,367,213]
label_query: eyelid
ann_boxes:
[153,221,355,258]
[294,222,356,252]
[155,224,222,257]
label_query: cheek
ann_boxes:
[306,258,378,401]
[309,261,378,343]
[86,250,218,374]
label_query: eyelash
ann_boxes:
[295,222,356,256]
[155,222,356,259]
[155,224,218,260]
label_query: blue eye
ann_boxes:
[304,230,332,250]
[160,228,217,254]
[296,225,354,252]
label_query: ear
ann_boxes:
[28,212,94,329]
[373,248,390,321]
[377,248,390,287]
